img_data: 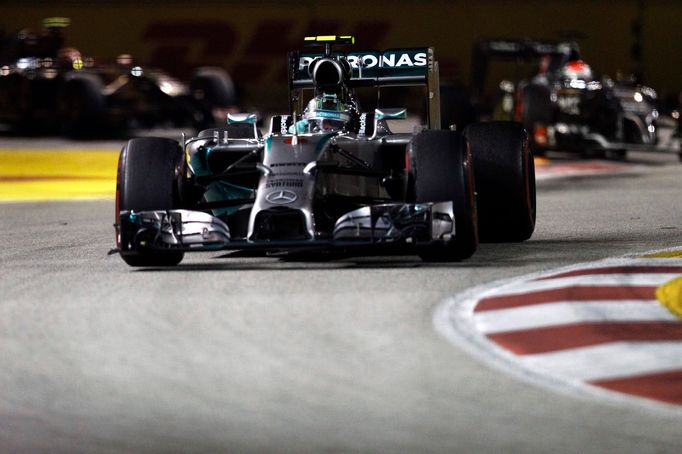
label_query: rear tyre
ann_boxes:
[409,130,478,261]
[519,84,553,153]
[519,84,553,125]
[191,67,236,107]
[59,73,106,138]
[464,121,536,242]
[190,67,237,129]
[117,137,185,267]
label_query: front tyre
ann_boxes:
[116,137,185,267]
[409,130,478,261]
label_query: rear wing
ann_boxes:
[289,48,435,88]
[474,39,580,60]
[288,47,441,128]
[471,39,581,99]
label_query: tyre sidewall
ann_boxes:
[465,121,536,242]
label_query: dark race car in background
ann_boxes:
[114,35,536,266]
[471,39,661,158]
[0,18,236,137]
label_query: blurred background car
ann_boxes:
[0,1,679,147]
[471,38,661,158]
[0,17,238,137]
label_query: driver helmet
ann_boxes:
[303,94,352,132]
[56,47,82,68]
[560,59,593,81]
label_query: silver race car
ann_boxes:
[114,36,536,266]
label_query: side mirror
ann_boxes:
[370,108,407,139]
[375,108,407,120]
[226,113,259,139]
[227,113,257,125]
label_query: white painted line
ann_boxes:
[628,258,682,266]
[485,273,681,297]
[474,300,676,334]
[522,341,682,382]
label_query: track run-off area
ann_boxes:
[1,138,682,452]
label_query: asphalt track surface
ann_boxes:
[1,144,682,453]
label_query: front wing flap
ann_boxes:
[119,210,231,253]
[118,202,455,253]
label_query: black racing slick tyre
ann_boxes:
[520,84,553,126]
[409,130,478,261]
[59,73,106,138]
[190,67,237,129]
[190,67,236,108]
[116,137,185,267]
[464,121,536,242]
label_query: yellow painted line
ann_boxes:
[0,149,119,177]
[641,250,682,259]
[0,180,117,201]
[657,277,682,319]
[0,149,119,201]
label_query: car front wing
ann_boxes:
[117,202,456,253]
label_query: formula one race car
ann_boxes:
[472,39,660,158]
[114,36,535,266]
[0,18,236,136]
